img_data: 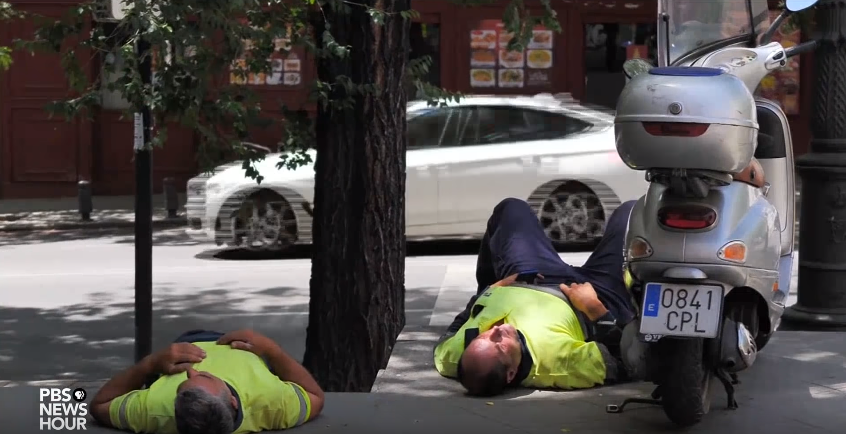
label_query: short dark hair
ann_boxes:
[457,355,510,397]
[173,388,237,434]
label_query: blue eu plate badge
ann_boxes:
[643,283,662,317]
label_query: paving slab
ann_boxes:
[374,328,846,433]
[2,329,843,433]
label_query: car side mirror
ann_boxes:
[623,59,654,79]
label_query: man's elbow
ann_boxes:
[306,392,325,422]
[90,402,114,428]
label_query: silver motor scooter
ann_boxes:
[606,0,820,427]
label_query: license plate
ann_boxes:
[639,283,723,338]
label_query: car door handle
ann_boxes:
[417,166,429,171]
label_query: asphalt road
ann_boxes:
[0,228,799,382]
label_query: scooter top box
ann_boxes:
[615,66,758,174]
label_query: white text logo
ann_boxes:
[39,387,88,431]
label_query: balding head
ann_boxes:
[456,324,523,397]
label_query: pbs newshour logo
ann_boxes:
[39,387,88,430]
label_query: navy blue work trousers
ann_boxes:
[474,198,637,324]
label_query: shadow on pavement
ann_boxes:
[203,239,593,262]
[0,227,200,248]
[203,241,485,262]
[0,284,436,382]
[372,326,846,433]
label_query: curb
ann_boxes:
[0,217,187,233]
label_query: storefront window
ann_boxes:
[407,23,441,99]
[229,25,304,87]
[584,23,657,109]
[468,20,554,91]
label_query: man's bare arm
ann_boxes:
[264,347,325,420]
[89,358,157,427]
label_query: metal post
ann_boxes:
[783,1,846,327]
[163,177,179,219]
[134,35,154,362]
[77,180,92,222]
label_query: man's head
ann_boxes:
[734,158,766,188]
[174,368,239,434]
[457,323,523,397]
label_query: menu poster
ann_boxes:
[469,19,553,89]
[230,26,304,87]
[755,11,801,115]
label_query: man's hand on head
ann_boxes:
[559,282,609,321]
[147,343,207,375]
[217,329,280,357]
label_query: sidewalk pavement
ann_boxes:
[2,327,843,433]
[0,194,187,232]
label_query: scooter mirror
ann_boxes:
[623,59,654,79]
[785,0,818,12]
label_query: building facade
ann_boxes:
[0,0,812,199]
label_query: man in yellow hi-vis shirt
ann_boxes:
[434,198,639,396]
[89,329,324,434]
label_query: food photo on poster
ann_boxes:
[468,20,553,89]
[229,29,303,87]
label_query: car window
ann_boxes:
[407,109,450,149]
[521,109,593,140]
[441,107,477,148]
[408,107,477,149]
[475,107,532,145]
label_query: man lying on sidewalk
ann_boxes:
[433,197,640,396]
[90,329,324,434]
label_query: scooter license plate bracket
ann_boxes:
[639,282,723,339]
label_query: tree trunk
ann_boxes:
[302,0,410,392]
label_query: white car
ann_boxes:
[185,94,648,251]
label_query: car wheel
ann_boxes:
[538,184,606,248]
[231,191,298,252]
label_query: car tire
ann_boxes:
[538,183,606,249]
[231,190,298,252]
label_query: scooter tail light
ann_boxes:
[718,241,748,264]
[658,205,717,230]
[642,122,710,137]
[628,237,653,259]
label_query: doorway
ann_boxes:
[407,22,442,99]
[583,22,657,110]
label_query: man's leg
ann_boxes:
[439,198,576,339]
[476,197,577,292]
[578,200,638,323]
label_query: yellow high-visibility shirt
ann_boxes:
[434,285,606,389]
[108,342,311,433]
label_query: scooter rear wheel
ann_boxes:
[657,337,712,427]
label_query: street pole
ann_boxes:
[783,0,846,327]
[134,35,154,362]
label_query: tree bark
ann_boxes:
[302,0,410,392]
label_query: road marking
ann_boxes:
[429,264,477,326]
